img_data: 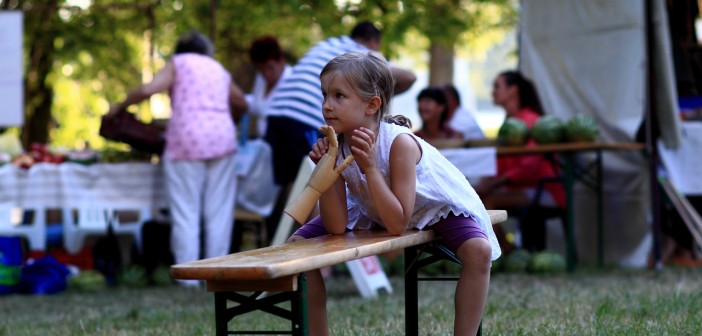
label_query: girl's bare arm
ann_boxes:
[352,129,420,235]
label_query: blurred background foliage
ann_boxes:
[1,0,517,150]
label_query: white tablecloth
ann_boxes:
[0,162,166,210]
[439,147,497,183]
[1,143,495,214]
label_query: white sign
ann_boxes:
[0,11,23,126]
[346,256,393,298]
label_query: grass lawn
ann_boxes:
[1,266,701,335]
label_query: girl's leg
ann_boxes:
[287,217,331,336]
[288,234,329,336]
[455,237,492,336]
[432,215,493,336]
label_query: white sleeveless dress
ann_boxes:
[338,122,501,261]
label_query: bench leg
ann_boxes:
[214,293,228,336]
[291,273,308,336]
[404,246,419,336]
[406,242,486,336]
[211,276,308,335]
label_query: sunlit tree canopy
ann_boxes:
[0,0,517,149]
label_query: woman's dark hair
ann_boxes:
[174,31,214,56]
[442,83,461,105]
[248,35,284,64]
[499,70,544,115]
[350,21,381,43]
[417,86,450,127]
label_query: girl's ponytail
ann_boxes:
[384,115,412,129]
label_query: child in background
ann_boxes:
[288,52,501,336]
[414,86,463,141]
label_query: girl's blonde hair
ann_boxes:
[320,52,412,128]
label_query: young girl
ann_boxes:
[288,52,501,336]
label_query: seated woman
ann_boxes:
[413,87,463,141]
[476,70,566,252]
[246,35,293,138]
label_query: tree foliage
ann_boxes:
[1,0,517,149]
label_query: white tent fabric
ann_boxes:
[519,0,681,267]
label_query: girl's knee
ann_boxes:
[287,234,306,243]
[457,238,492,270]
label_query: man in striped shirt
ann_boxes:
[264,22,415,189]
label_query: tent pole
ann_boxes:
[645,0,664,270]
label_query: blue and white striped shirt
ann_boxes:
[266,35,371,128]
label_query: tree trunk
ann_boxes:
[428,40,454,86]
[21,0,58,147]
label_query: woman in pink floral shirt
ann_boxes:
[108,31,247,286]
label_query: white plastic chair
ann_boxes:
[0,202,47,251]
[62,206,150,254]
[112,207,151,254]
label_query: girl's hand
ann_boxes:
[309,137,330,164]
[350,127,378,174]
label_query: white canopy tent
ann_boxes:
[519,0,681,267]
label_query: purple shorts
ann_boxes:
[292,213,487,252]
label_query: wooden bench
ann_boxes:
[171,210,507,335]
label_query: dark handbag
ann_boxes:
[92,211,122,286]
[100,110,165,154]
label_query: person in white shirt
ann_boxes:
[245,36,292,138]
[443,84,485,140]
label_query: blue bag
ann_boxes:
[0,236,23,295]
[19,255,70,295]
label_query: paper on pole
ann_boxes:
[0,12,23,127]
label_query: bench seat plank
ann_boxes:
[171,210,507,282]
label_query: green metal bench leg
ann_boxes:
[211,274,308,335]
[214,293,228,336]
[404,245,419,336]
[293,273,309,336]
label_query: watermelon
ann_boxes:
[528,251,566,274]
[118,265,148,288]
[503,249,531,273]
[531,115,565,144]
[151,266,173,286]
[565,114,599,143]
[497,118,529,146]
[68,270,106,292]
[490,255,504,273]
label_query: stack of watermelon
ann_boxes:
[497,114,600,145]
[491,249,566,274]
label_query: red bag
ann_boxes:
[100,111,165,154]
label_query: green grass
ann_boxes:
[1,266,701,335]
